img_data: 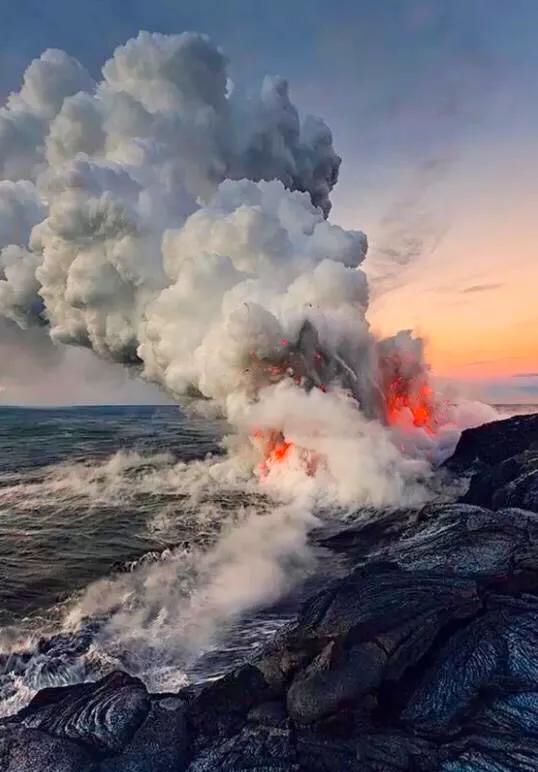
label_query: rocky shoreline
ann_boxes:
[2,413,538,771]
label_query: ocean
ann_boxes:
[0,405,338,715]
[0,405,225,625]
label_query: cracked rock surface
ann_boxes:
[2,413,538,771]
[446,413,538,515]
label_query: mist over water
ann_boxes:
[0,406,219,621]
[0,405,327,715]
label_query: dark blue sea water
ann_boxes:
[0,405,328,715]
[0,406,221,626]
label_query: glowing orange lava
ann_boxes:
[384,377,437,433]
[252,429,294,477]
[271,438,293,462]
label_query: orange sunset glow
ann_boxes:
[362,148,538,401]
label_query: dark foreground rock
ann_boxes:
[446,412,538,513]
[446,413,538,473]
[2,413,538,771]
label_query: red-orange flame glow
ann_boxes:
[251,429,294,478]
[272,438,292,461]
[384,377,437,433]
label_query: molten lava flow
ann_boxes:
[383,376,437,433]
[252,429,294,478]
[376,338,440,434]
[247,323,442,479]
[251,428,321,479]
[271,437,293,462]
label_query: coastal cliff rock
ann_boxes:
[445,413,538,473]
[2,413,538,771]
[446,413,538,513]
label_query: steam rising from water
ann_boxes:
[0,447,318,712]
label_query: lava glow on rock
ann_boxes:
[250,332,441,480]
[252,429,295,478]
[383,379,438,434]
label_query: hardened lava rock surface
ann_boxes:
[446,412,538,514]
[445,413,538,473]
[2,413,538,771]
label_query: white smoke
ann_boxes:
[0,49,95,180]
[0,32,344,384]
[139,178,368,406]
[0,29,496,502]
[67,497,317,671]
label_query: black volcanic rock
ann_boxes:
[401,594,538,734]
[10,671,149,754]
[447,412,538,514]
[445,412,538,473]
[0,727,97,771]
[187,663,274,749]
[464,449,538,512]
[280,565,480,724]
[322,502,538,580]
[180,500,538,770]
[100,695,189,772]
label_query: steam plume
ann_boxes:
[0,30,495,505]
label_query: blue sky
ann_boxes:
[1,0,537,404]
[3,1,537,177]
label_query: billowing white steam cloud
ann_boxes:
[0,30,494,507]
[1,32,341,363]
[0,40,341,388]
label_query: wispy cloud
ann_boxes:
[513,372,538,379]
[368,156,451,296]
[461,282,504,294]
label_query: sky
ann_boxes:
[0,0,536,405]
